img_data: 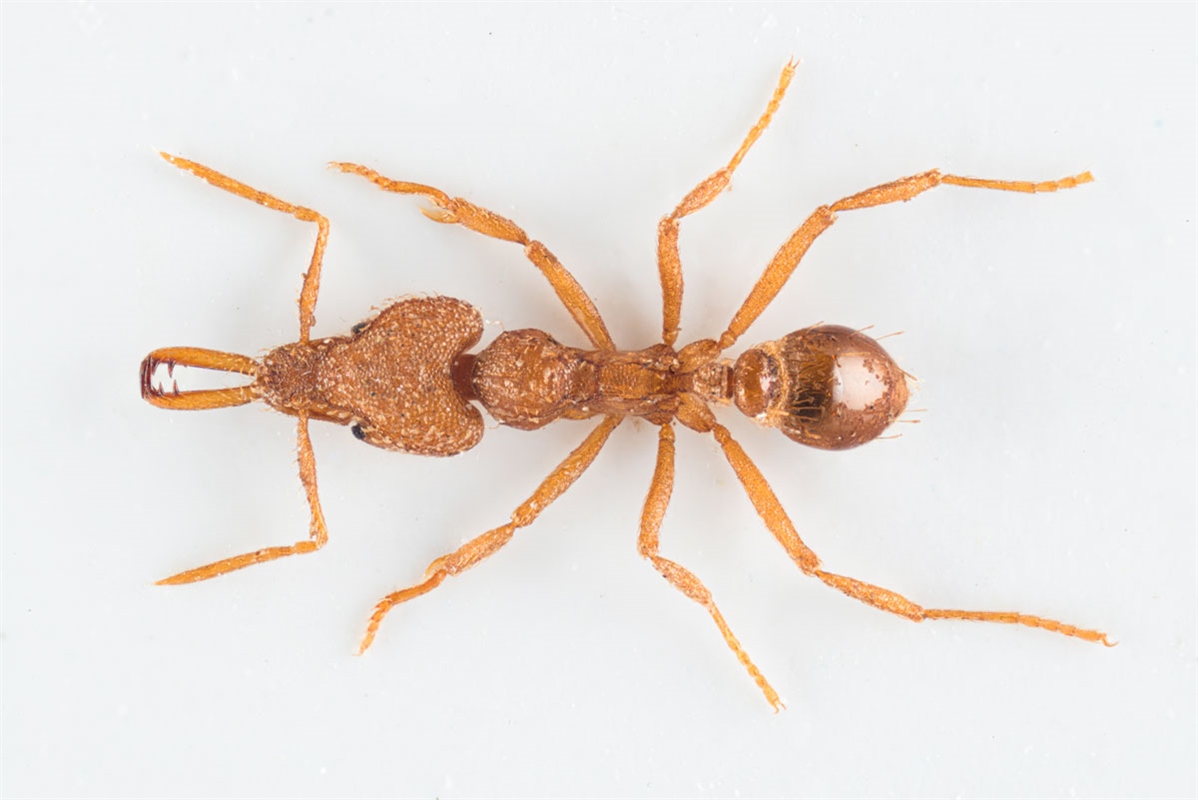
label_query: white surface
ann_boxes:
[3,4,1194,798]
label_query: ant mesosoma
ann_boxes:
[140,63,1108,710]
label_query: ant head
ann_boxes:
[733,325,909,451]
[140,347,260,410]
[251,297,486,457]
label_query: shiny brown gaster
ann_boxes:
[141,63,1109,711]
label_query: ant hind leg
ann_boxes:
[716,168,1093,352]
[706,420,1111,645]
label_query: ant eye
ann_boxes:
[351,424,366,441]
[351,321,368,335]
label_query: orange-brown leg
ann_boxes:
[638,423,783,710]
[683,408,1112,645]
[657,61,798,346]
[158,414,329,584]
[814,570,1115,644]
[716,168,1093,351]
[358,415,622,652]
[159,153,330,343]
[331,161,615,352]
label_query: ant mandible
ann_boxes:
[140,62,1109,711]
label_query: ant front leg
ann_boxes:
[155,155,334,582]
[717,168,1093,351]
[331,161,615,352]
[638,423,782,710]
[358,416,621,652]
[159,153,330,342]
[158,414,329,583]
[657,61,797,346]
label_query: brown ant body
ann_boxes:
[140,63,1108,710]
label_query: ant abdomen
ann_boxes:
[732,325,909,450]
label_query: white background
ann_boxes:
[3,4,1194,798]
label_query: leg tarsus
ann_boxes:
[940,170,1094,194]
[358,570,447,654]
[157,541,320,585]
[922,606,1115,646]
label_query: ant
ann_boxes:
[140,62,1109,710]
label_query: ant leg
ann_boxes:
[159,153,330,343]
[331,162,615,352]
[638,423,783,710]
[701,417,1111,645]
[657,61,797,346]
[358,415,621,652]
[813,571,1115,645]
[717,168,1094,352]
[158,414,329,584]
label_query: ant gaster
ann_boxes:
[140,63,1109,710]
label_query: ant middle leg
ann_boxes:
[687,407,1111,646]
[656,61,797,346]
[358,415,622,653]
[158,414,329,584]
[331,162,614,352]
[717,168,1093,351]
[638,423,782,710]
[159,153,330,343]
